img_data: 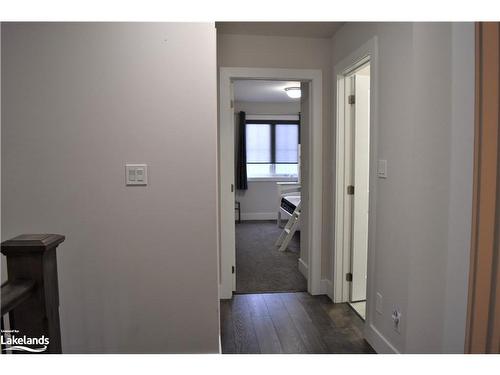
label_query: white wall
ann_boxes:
[235,101,300,117]
[443,22,474,353]
[405,23,453,353]
[235,181,280,220]
[218,32,332,277]
[1,23,219,353]
[234,100,300,220]
[331,22,474,353]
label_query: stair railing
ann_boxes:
[1,234,65,354]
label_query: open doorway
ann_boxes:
[346,63,370,319]
[219,68,323,300]
[334,59,371,321]
[233,80,305,293]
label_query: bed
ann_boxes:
[281,195,301,215]
[276,182,301,228]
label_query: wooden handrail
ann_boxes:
[1,280,36,316]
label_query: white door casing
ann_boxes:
[218,67,323,299]
[219,74,236,299]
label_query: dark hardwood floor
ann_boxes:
[220,292,376,354]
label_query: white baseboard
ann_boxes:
[298,258,308,279]
[218,283,232,300]
[320,279,332,295]
[240,212,277,221]
[364,323,400,354]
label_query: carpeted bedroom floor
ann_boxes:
[235,221,307,293]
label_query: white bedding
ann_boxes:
[283,195,301,207]
[279,195,301,230]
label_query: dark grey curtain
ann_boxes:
[236,111,248,190]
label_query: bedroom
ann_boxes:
[232,79,306,294]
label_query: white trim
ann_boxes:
[298,258,308,279]
[219,67,323,300]
[332,37,379,341]
[247,177,298,182]
[219,71,236,299]
[334,58,371,304]
[246,114,299,121]
[240,212,277,221]
[364,324,400,354]
[332,67,347,303]
[320,279,332,295]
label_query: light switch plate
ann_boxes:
[377,160,388,178]
[125,164,148,186]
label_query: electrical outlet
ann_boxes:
[375,292,383,314]
[377,159,388,178]
[392,307,402,334]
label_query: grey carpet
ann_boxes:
[235,221,307,293]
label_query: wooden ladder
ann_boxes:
[275,202,301,252]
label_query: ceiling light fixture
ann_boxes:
[285,86,301,99]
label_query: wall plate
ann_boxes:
[377,159,388,178]
[125,164,148,186]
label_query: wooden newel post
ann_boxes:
[1,234,65,354]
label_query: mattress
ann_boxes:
[280,195,301,215]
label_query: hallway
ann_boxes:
[220,292,375,353]
[0,19,487,359]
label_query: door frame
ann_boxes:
[218,67,323,299]
[331,37,378,316]
[465,22,500,353]
[335,60,371,304]
[348,67,371,304]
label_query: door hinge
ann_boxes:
[348,94,355,105]
[346,272,353,282]
[232,266,235,274]
[231,184,234,192]
[230,100,234,109]
[347,185,355,195]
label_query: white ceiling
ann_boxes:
[234,80,301,103]
[216,22,344,38]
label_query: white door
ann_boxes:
[350,69,370,302]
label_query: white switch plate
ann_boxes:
[125,164,148,186]
[377,159,388,178]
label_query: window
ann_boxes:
[246,120,300,179]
